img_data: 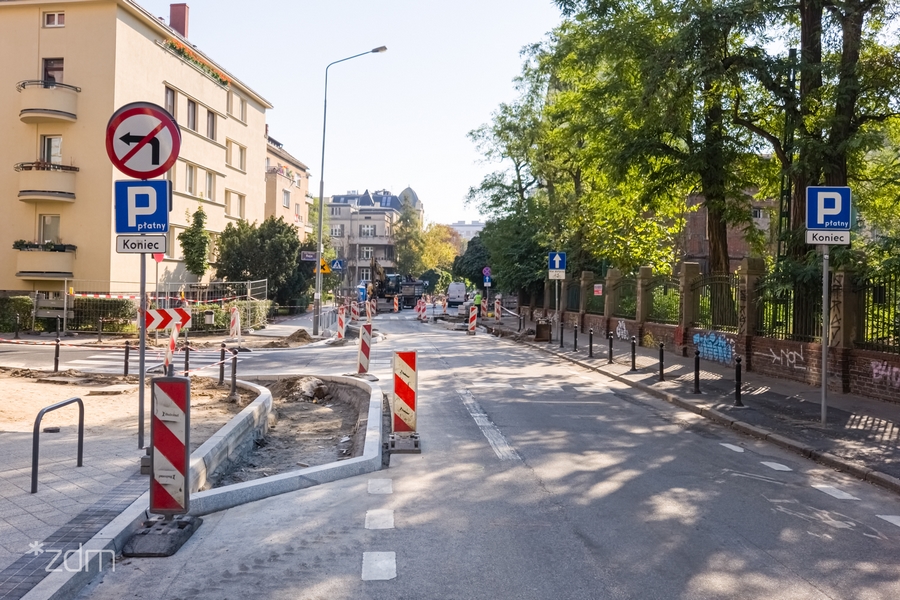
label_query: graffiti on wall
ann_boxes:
[830,275,843,346]
[616,320,630,340]
[738,285,747,336]
[872,361,900,388]
[693,331,735,364]
[757,347,807,371]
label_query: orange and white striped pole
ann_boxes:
[371,298,377,316]
[337,305,346,339]
[481,296,488,319]
[495,297,501,323]
[365,299,372,323]
[393,296,399,313]
[392,351,417,433]
[350,301,359,322]
[358,323,372,374]
[442,299,447,315]
[164,323,181,375]
[467,304,477,335]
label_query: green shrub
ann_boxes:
[0,296,34,331]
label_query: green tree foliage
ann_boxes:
[421,224,462,272]
[177,206,211,278]
[215,216,302,302]
[394,200,425,277]
[452,235,491,286]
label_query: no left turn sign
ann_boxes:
[106,102,181,179]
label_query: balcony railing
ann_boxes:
[17,80,81,123]
[16,247,76,279]
[16,162,79,203]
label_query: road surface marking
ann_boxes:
[761,461,792,471]
[389,316,398,320]
[812,484,858,500]
[470,382,512,389]
[877,515,900,528]
[365,509,394,529]
[720,443,744,453]
[573,386,612,394]
[458,389,519,461]
[368,479,392,495]
[362,552,396,580]
[521,384,563,392]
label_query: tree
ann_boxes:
[394,200,425,277]
[452,235,491,286]
[421,224,461,272]
[178,206,211,278]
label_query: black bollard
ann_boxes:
[124,341,130,376]
[14,314,20,339]
[54,336,60,373]
[184,345,190,375]
[219,343,226,386]
[56,316,61,336]
[693,349,701,394]
[608,332,613,364]
[735,357,743,407]
[630,336,636,371]
[573,326,577,352]
[97,318,103,343]
[230,349,238,398]
[559,321,564,349]
[659,342,665,381]
[518,315,523,333]
[589,328,593,358]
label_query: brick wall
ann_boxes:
[848,349,900,404]
[643,323,679,353]
[748,337,821,386]
[609,317,640,342]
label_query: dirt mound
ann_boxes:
[285,328,313,344]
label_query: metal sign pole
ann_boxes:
[821,247,829,426]
[555,280,560,325]
[139,254,146,448]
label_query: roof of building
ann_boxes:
[267,136,309,172]
[329,188,421,212]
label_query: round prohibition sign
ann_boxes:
[105,102,181,179]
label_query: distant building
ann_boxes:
[265,136,313,241]
[449,220,485,241]
[327,188,424,286]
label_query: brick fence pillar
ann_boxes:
[579,271,593,332]
[830,268,858,392]
[604,268,621,335]
[679,262,701,355]
[737,258,766,368]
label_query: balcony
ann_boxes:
[17,80,81,123]
[15,247,76,280]
[16,162,78,203]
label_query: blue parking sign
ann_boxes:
[115,180,170,234]
[806,187,851,231]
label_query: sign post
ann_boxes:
[549,252,566,324]
[106,101,181,450]
[806,186,851,426]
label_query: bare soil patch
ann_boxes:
[211,376,368,487]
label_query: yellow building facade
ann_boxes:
[0,0,272,294]
[265,136,313,241]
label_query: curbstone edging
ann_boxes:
[731,421,771,440]
[865,471,900,494]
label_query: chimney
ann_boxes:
[169,3,189,38]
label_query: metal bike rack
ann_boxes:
[32,397,84,493]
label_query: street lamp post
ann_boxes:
[313,46,387,336]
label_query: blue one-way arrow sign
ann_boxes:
[549,252,566,270]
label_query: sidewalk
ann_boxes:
[487,313,900,491]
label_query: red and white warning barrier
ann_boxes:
[468,304,477,335]
[337,305,346,340]
[371,298,377,316]
[164,323,181,372]
[392,351,417,433]
[442,299,447,315]
[150,376,190,514]
[365,299,372,323]
[229,306,242,347]
[481,297,488,318]
[358,323,372,374]
[145,308,192,331]
[495,298,501,323]
[393,296,399,313]
[351,301,359,322]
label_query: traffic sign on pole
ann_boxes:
[548,252,566,271]
[145,308,192,331]
[115,180,170,234]
[300,251,317,261]
[806,186,851,231]
[116,234,166,254]
[106,102,181,180]
[482,266,491,277]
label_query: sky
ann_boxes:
[138,0,562,226]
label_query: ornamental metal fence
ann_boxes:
[645,275,681,325]
[856,271,900,354]
[691,274,740,333]
[611,275,637,319]
[586,280,605,315]
[755,274,824,342]
[567,284,581,312]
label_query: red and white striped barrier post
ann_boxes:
[495,298,501,323]
[150,376,190,514]
[392,351,417,433]
[337,305,346,340]
[365,299,372,323]
[351,301,359,322]
[481,297,488,319]
[358,323,372,374]
[371,298,377,317]
[164,323,181,375]
[442,299,448,315]
[468,304,477,335]
[393,296,399,313]
[229,306,242,346]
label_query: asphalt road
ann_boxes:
[11,316,900,599]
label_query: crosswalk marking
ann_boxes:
[812,484,858,500]
[761,461,792,471]
[720,443,745,453]
[362,552,396,580]
[877,515,900,528]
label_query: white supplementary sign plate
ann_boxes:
[116,235,166,254]
[806,230,850,245]
[549,270,565,280]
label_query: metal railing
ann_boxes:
[16,79,82,92]
[32,397,84,493]
[755,274,824,342]
[14,161,80,172]
[645,276,681,324]
[856,271,900,354]
[610,275,637,319]
[691,273,739,333]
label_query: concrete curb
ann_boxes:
[523,340,900,497]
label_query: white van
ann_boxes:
[447,282,467,307]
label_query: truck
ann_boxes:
[369,257,403,310]
[399,278,425,309]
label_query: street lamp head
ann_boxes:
[371,46,388,53]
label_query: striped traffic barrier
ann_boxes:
[442,299,447,315]
[358,323,372,374]
[392,351,417,432]
[481,297,488,319]
[495,298,501,323]
[371,298,377,317]
[468,304,477,335]
[351,301,359,322]
[365,299,372,323]
[164,323,181,375]
[393,296,399,313]
[150,376,190,514]
[337,305,346,340]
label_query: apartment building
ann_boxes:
[265,136,313,241]
[448,220,485,242]
[327,188,424,286]
[0,1,272,294]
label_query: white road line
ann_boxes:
[365,509,395,530]
[720,443,744,453]
[362,552,396,581]
[812,484,859,500]
[521,384,564,392]
[761,461,792,471]
[368,479,393,495]
[573,387,612,394]
[877,515,900,528]
[458,389,519,461]
[470,383,512,389]
[389,316,398,320]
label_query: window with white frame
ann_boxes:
[39,214,60,244]
[185,164,195,195]
[165,87,176,117]
[282,189,290,208]
[186,99,197,131]
[359,268,371,281]
[236,193,245,218]
[361,246,374,259]
[294,203,303,223]
[330,225,343,237]
[360,224,376,237]
[44,12,65,27]
[226,140,246,170]
[167,227,183,259]
[206,171,215,200]
[207,110,216,140]
[330,206,341,216]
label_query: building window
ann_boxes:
[41,135,62,164]
[360,224,376,237]
[238,146,246,170]
[165,87,176,117]
[225,191,232,215]
[228,93,247,122]
[239,97,247,121]
[330,226,343,237]
[282,190,290,208]
[226,191,245,218]
[43,58,64,85]
[359,268,371,282]
[751,208,763,219]
[226,140,246,170]
[44,12,65,27]
[39,214,60,244]
[186,100,197,131]
[237,193,245,218]
[167,227,182,259]
[185,164,196,195]
[361,246,374,260]
[294,203,302,222]
[330,206,341,217]
[206,110,216,140]
[206,171,215,200]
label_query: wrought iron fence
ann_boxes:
[645,276,681,325]
[586,280,605,315]
[755,273,823,342]
[691,274,740,333]
[535,287,544,309]
[611,275,637,319]
[856,271,900,353]
[566,284,581,312]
